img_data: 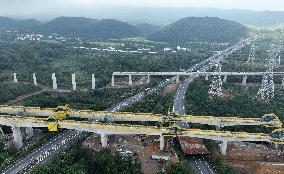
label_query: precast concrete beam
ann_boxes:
[101,133,108,147]
[12,126,23,149]
[159,135,165,151]
[220,140,228,155]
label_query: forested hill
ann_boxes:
[35,17,142,39]
[0,16,41,30]
[0,16,143,39]
[148,17,248,43]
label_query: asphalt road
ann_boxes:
[172,39,251,174]
[2,77,175,174]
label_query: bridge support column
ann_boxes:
[92,74,96,90]
[147,75,150,84]
[112,75,115,86]
[13,73,18,83]
[33,73,37,85]
[159,135,165,151]
[223,75,227,83]
[242,75,247,86]
[72,74,76,91]
[129,75,133,86]
[101,134,108,147]
[12,126,23,149]
[273,143,279,150]
[52,73,57,90]
[216,125,222,131]
[282,77,284,87]
[26,127,34,139]
[205,75,209,81]
[175,75,180,83]
[220,141,228,155]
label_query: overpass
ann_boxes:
[0,114,282,156]
[0,105,282,128]
[112,71,284,86]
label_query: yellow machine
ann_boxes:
[46,104,70,132]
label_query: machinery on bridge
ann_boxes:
[0,105,282,129]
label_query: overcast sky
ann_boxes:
[0,0,283,18]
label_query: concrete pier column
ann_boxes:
[175,75,180,83]
[159,135,165,151]
[111,75,115,86]
[273,143,279,150]
[33,73,37,85]
[12,126,23,149]
[13,73,18,83]
[129,75,133,86]
[147,75,150,84]
[223,75,227,83]
[92,74,96,90]
[52,73,57,90]
[220,141,228,155]
[72,74,76,91]
[242,75,247,86]
[216,125,222,131]
[101,134,108,147]
[205,75,209,81]
[26,127,34,139]
[282,77,284,87]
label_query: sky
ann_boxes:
[0,0,283,19]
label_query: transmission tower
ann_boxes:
[247,44,256,65]
[257,44,280,100]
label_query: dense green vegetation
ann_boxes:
[148,17,248,43]
[30,143,143,174]
[0,41,205,89]
[186,78,284,120]
[0,83,41,104]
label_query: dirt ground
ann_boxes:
[83,134,178,174]
[224,142,284,174]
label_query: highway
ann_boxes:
[2,77,174,174]
[173,39,252,174]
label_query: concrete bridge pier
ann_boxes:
[205,75,209,81]
[72,74,76,91]
[33,73,37,85]
[129,75,133,86]
[223,75,227,83]
[147,75,150,84]
[92,74,96,89]
[52,73,57,90]
[13,73,18,83]
[111,75,115,86]
[216,125,223,131]
[26,127,34,140]
[273,143,279,150]
[242,75,247,86]
[159,135,165,151]
[12,126,23,149]
[176,75,180,83]
[101,134,108,147]
[219,140,228,155]
[282,77,284,87]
